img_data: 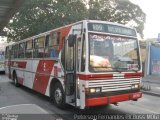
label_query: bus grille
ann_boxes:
[88,78,140,92]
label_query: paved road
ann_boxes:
[0,74,160,120]
[142,75,160,96]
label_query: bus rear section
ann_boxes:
[5,20,142,110]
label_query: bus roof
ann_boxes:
[6,20,136,47]
[85,20,135,30]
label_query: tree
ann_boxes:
[87,0,146,38]
[7,0,87,42]
[7,0,146,42]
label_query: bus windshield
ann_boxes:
[89,33,140,72]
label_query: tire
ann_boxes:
[13,72,20,87]
[51,82,66,108]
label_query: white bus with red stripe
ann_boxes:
[5,20,142,109]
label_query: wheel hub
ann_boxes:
[54,88,62,104]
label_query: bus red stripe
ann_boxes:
[79,72,142,80]
[11,61,27,69]
[124,72,142,78]
[33,60,54,94]
[85,92,142,107]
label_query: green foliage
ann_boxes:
[88,0,146,38]
[7,0,87,42]
[7,0,146,42]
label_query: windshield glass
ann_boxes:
[89,33,140,72]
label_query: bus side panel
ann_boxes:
[33,60,54,94]
[14,60,27,85]
[24,60,34,88]
[16,69,24,85]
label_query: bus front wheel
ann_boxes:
[51,82,66,108]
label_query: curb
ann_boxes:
[142,90,160,97]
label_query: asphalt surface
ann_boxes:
[0,74,160,120]
[142,75,160,97]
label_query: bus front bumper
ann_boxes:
[85,92,142,107]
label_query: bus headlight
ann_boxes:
[86,87,101,94]
[135,84,139,88]
[90,88,96,93]
[131,84,140,89]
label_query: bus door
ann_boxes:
[64,24,83,107]
[64,34,82,107]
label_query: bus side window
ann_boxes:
[15,44,19,58]
[18,42,25,58]
[25,40,33,58]
[5,47,9,59]
[50,32,60,58]
[12,45,18,59]
[33,37,45,58]
[11,46,14,59]
[10,46,13,59]
[44,32,60,58]
[44,34,50,58]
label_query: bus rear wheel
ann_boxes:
[51,82,66,108]
[13,72,20,87]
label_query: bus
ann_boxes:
[5,20,142,109]
[0,51,5,74]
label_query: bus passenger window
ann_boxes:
[33,37,45,58]
[51,32,60,57]
[18,43,25,58]
[44,35,50,57]
[25,40,33,58]
[49,47,58,57]
[12,45,18,59]
[11,46,14,59]
[44,32,60,58]
[5,47,9,59]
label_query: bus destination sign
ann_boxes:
[88,23,136,37]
